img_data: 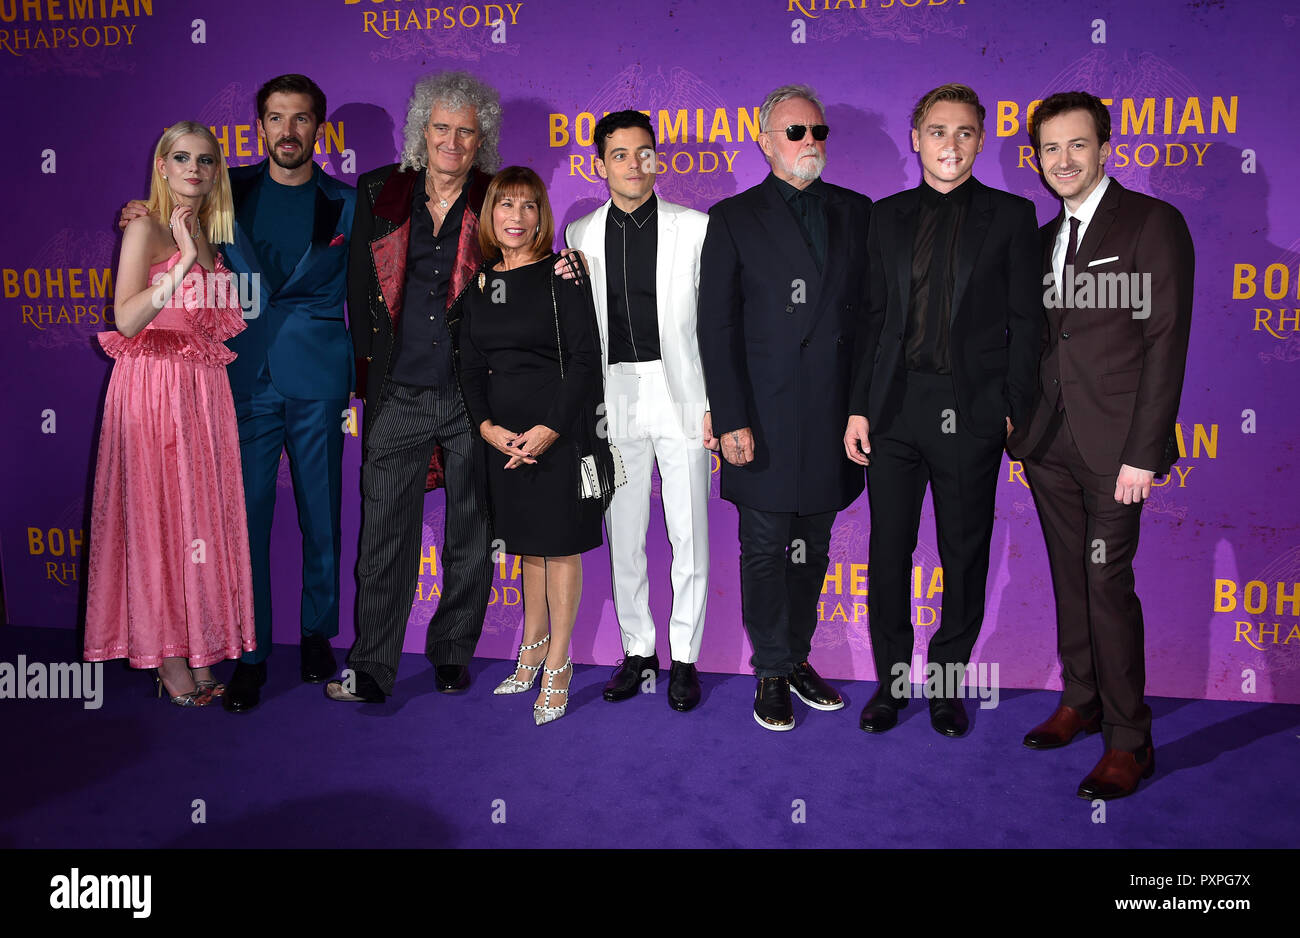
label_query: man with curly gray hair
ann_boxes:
[329,71,501,704]
[398,71,502,175]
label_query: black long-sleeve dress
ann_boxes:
[459,254,605,556]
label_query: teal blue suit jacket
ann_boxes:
[223,161,356,401]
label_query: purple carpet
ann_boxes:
[2,625,1296,849]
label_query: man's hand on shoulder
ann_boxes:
[118,199,149,230]
[555,249,588,281]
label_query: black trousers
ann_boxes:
[866,371,1003,696]
[349,382,492,694]
[1023,410,1150,752]
[737,505,836,678]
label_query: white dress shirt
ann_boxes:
[1052,174,1111,289]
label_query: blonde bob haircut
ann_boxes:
[477,166,554,262]
[146,121,235,244]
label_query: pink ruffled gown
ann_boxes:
[84,252,256,669]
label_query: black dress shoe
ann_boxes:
[222,661,267,714]
[667,661,700,712]
[753,676,794,732]
[602,653,659,702]
[300,635,337,683]
[435,664,470,693]
[859,684,907,733]
[929,696,969,737]
[324,669,386,703]
[788,660,844,711]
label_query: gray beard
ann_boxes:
[789,153,825,182]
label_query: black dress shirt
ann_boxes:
[389,173,467,388]
[904,178,972,374]
[605,193,660,364]
[774,174,827,272]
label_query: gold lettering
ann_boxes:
[1234,621,1263,650]
[1121,98,1155,136]
[1210,96,1237,134]
[419,544,438,577]
[660,109,687,145]
[1214,578,1236,612]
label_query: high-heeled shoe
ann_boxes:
[153,671,212,708]
[192,669,225,698]
[494,634,550,695]
[533,657,572,726]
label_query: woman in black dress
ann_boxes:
[459,166,606,725]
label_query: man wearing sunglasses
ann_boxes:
[698,84,872,732]
[844,83,1041,738]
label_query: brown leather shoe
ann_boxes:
[1076,746,1155,800]
[1023,705,1102,749]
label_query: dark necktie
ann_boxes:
[1064,216,1080,269]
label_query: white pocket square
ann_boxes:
[1088,255,1120,267]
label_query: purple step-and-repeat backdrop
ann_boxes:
[1,0,1297,703]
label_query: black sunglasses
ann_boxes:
[778,124,829,142]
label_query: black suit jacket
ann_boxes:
[1007,178,1194,476]
[850,177,1041,439]
[348,162,491,494]
[697,174,871,514]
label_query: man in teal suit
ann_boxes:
[220,75,356,712]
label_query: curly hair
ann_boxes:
[399,71,502,173]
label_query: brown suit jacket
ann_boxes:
[1007,179,1194,476]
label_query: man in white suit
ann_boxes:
[565,110,714,712]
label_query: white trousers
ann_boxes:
[605,361,710,663]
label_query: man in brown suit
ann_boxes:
[1008,91,1194,799]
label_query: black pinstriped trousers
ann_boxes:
[349,381,492,694]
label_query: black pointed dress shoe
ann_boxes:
[753,676,795,731]
[222,661,267,714]
[929,696,969,737]
[324,669,386,703]
[435,664,470,693]
[602,653,659,702]
[667,661,701,712]
[300,635,337,683]
[859,684,907,733]
[788,660,844,711]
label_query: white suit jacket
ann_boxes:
[565,196,710,440]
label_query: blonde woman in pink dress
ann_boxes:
[84,122,256,706]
